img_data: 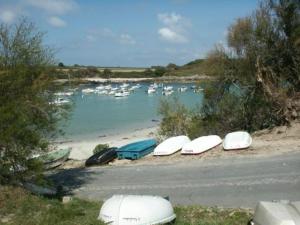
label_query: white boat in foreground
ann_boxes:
[181,135,222,154]
[98,195,176,225]
[250,201,300,225]
[154,135,191,156]
[223,131,252,150]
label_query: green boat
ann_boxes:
[38,148,71,169]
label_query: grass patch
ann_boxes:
[0,186,252,225]
[0,186,104,225]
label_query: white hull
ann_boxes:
[154,135,191,156]
[223,131,252,150]
[148,88,156,94]
[181,135,222,154]
[82,88,95,94]
[98,195,176,225]
[252,201,300,225]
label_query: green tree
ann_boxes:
[103,68,112,79]
[0,19,63,183]
[158,97,190,137]
[159,0,300,138]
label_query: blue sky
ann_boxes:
[0,0,259,67]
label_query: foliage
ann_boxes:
[159,0,300,137]
[158,97,191,137]
[102,68,112,79]
[93,144,109,155]
[0,19,64,183]
[0,186,252,225]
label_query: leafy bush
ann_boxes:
[158,97,191,137]
[93,144,109,154]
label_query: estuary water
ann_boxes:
[60,83,203,141]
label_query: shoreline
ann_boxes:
[55,126,158,160]
[55,74,214,84]
[57,121,300,168]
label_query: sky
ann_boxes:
[0,0,259,67]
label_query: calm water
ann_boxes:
[60,83,203,140]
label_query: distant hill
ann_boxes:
[164,59,208,76]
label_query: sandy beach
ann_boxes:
[56,126,158,161]
[55,121,300,170]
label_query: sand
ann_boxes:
[55,126,158,161]
[56,121,300,169]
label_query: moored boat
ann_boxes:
[82,88,95,94]
[147,87,156,94]
[98,195,176,225]
[223,131,252,150]
[85,147,117,167]
[154,135,190,156]
[181,135,222,154]
[116,139,157,160]
[114,92,127,98]
[163,86,173,91]
[52,98,70,105]
[162,90,174,95]
[178,86,188,92]
[37,148,71,169]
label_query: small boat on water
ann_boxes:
[178,86,188,92]
[37,148,71,169]
[98,195,176,225]
[250,200,300,225]
[96,85,105,90]
[52,98,70,105]
[116,139,157,160]
[162,90,174,95]
[120,83,129,88]
[82,88,95,94]
[85,147,118,167]
[111,87,119,91]
[147,87,156,94]
[104,84,112,90]
[181,135,222,154]
[223,131,252,150]
[163,86,173,91]
[132,83,141,89]
[154,135,191,156]
[98,90,109,95]
[114,90,129,97]
[54,91,74,96]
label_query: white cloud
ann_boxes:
[48,16,67,27]
[25,0,78,15]
[119,34,136,45]
[0,10,16,23]
[158,27,187,43]
[157,12,190,44]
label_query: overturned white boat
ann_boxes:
[223,131,252,150]
[251,200,300,225]
[154,135,190,156]
[181,135,222,154]
[98,195,176,225]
